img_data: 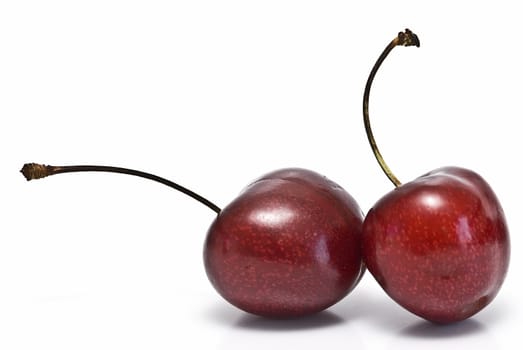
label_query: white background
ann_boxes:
[1,1,521,349]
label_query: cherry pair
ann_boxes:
[21,29,509,324]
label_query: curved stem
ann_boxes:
[363,29,420,187]
[20,163,221,214]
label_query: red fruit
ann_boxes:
[362,167,510,323]
[361,29,510,323]
[21,164,364,319]
[204,168,365,317]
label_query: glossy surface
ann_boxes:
[204,168,364,318]
[362,167,510,323]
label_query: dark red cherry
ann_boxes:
[204,168,364,317]
[21,164,364,318]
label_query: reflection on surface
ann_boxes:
[456,216,473,244]
[314,236,330,265]
[251,207,295,228]
[421,193,444,210]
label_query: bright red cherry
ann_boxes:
[361,30,510,323]
[21,164,364,318]
[363,167,509,323]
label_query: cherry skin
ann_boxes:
[204,168,365,317]
[362,167,510,323]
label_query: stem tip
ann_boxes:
[397,29,420,47]
[20,163,52,181]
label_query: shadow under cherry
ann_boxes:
[233,310,344,331]
[205,302,345,331]
[399,318,486,338]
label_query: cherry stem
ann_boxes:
[363,29,420,187]
[20,163,221,214]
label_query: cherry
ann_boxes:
[21,164,364,318]
[204,167,364,317]
[361,29,510,323]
